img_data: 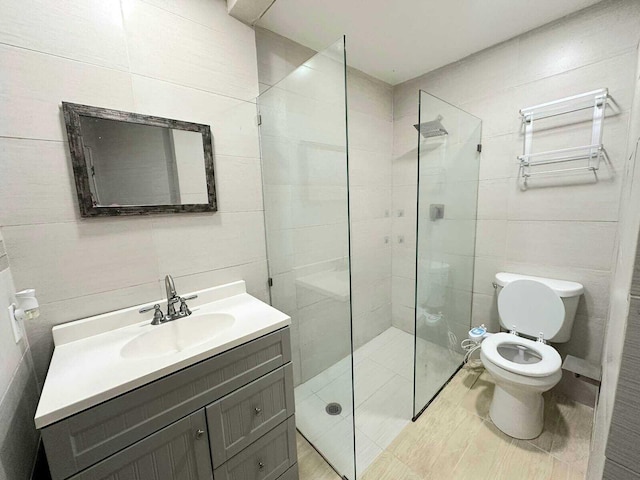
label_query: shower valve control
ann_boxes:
[430,204,445,221]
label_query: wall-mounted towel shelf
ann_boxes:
[518,88,608,178]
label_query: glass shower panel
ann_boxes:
[413,91,481,417]
[258,38,356,479]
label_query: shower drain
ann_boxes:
[325,402,342,416]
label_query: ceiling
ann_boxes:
[258,0,603,85]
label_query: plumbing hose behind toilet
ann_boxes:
[461,325,490,369]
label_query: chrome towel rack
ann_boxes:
[518,88,608,178]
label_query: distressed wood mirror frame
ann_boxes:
[62,102,217,217]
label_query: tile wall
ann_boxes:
[0,0,267,386]
[0,234,40,480]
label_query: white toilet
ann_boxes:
[480,272,584,439]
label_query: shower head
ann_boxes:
[414,115,448,138]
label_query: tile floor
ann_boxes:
[297,365,595,479]
[361,368,594,480]
[295,327,457,477]
[297,433,342,480]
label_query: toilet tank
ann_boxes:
[494,272,584,343]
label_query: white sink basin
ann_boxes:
[121,313,235,359]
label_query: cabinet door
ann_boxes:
[70,410,212,480]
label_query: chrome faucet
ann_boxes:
[139,274,198,325]
[165,274,179,318]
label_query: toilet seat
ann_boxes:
[481,332,561,377]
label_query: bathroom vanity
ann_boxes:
[34,281,298,480]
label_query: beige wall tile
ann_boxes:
[150,212,266,278]
[3,219,159,305]
[214,156,264,213]
[130,75,260,159]
[0,0,129,70]
[473,256,505,296]
[0,350,40,480]
[479,134,520,181]
[477,178,509,220]
[516,1,640,84]
[0,44,135,142]
[475,220,508,258]
[0,139,79,226]
[505,221,617,271]
[348,67,393,120]
[122,0,258,100]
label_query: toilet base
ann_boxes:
[489,383,544,440]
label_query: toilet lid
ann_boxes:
[498,279,565,339]
[481,333,561,377]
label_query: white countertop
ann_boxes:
[35,281,290,429]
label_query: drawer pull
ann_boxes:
[258,461,265,471]
[254,407,262,415]
[195,429,205,439]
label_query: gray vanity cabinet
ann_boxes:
[70,410,213,480]
[41,328,298,480]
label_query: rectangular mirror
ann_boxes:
[62,102,216,217]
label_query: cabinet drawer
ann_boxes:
[70,410,212,480]
[207,364,295,467]
[213,417,297,480]
[43,328,291,480]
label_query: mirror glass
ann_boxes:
[79,116,208,207]
[63,102,216,217]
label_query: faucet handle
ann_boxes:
[179,295,197,316]
[140,304,165,325]
[139,303,160,314]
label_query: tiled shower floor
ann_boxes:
[294,327,454,476]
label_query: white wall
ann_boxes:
[0,234,40,480]
[392,0,640,405]
[0,0,266,386]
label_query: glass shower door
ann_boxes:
[413,91,481,416]
[258,38,356,479]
